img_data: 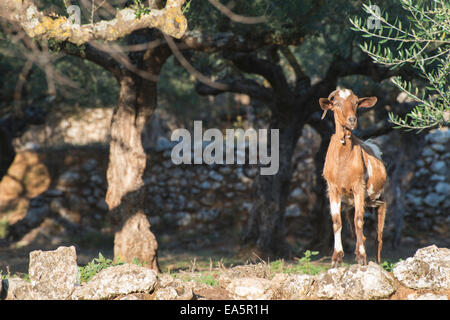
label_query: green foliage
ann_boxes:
[198,273,219,286]
[297,250,323,275]
[380,260,395,272]
[0,270,30,282]
[350,0,450,131]
[78,253,124,283]
[171,271,219,286]
[131,0,150,19]
[270,250,326,275]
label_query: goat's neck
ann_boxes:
[334,118,352,145]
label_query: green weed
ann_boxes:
[78,253,123,283]
[270,250,327,275]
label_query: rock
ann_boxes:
[407,293,448,300]
[430,161,446,174]
[218,264,270,288]
[29,246,78,300]
[24,205,49,227]
[226,277,274,300]
[72,264,157,300]
[271,273,314,299]
[314,262,397,300]
[2,278,33,300]
[421,146,434,157]
[96,199,108,211]
[393,245,450,290]
[46,189,64,197]
[430,143,446,153]
[153,274,194,300]
[290,188,307,201]
[435,182,450,195]
[209,171,224,182]
[58,171,80,186]
[415,159,425,167]
[423,193,445,207]
[175,212,192,227]
[200,181,212,189]
[430,174,446,181]
[196,208,220,221]
[90,175,104,185]
[285,203,302,217]
[406,194,422,207]
[82,159,98,171]
[154,287,178,300]
[154,285,194,300]
[156,136,172,152]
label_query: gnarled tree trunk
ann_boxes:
[105,74,158,269]
[105,34,170,269]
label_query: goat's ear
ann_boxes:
[319,98,333,119]
[358,96,377,108]
[319,98,333,111]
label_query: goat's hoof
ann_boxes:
[355,254,367,266]
[331,251,344,268]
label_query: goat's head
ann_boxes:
[319,89,377,131]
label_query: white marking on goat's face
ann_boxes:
[330,201,340,216]
[334,227,343,252]
[338,89,351,99]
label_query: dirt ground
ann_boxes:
[1,227,447,275]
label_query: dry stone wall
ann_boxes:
[403,128,449,235]
[5,107,449,245]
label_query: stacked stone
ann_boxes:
[404,127,449,234]
[9,158,109,246]
[143,126,320,237]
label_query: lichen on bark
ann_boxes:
[0,0,187,45]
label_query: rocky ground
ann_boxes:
[1,245,448,300]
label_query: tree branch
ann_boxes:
[225,52,291,98]
[179,30,305,53]
[279,46,310,86]
[0,0,187,45]
[195,77,273,102]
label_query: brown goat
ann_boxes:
[319,89,387,267]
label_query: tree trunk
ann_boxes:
[242,111,303,258]
[106,73,159,270]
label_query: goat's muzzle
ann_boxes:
[346,117,357,130]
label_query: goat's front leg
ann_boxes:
[328,187,344,268]
[353,188,367,265]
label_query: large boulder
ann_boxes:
[313,262,397,300]
[393,245,450,290]
[71,263,157,300]
[29,246,78,300]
